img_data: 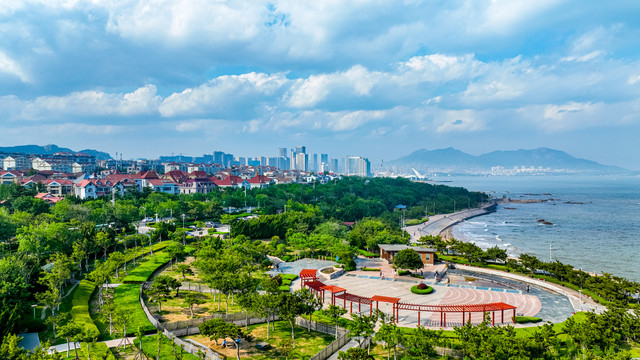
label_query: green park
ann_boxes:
[0,177,639,359]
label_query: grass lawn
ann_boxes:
[93,284,155,340]
[356,249,376,257]
[122,252,173,283]
[188,320,334,359]
[150,291,244,323]
[134,334,200,360]
[70,280,99,334]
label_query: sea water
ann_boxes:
[445,175,640,282]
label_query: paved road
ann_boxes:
[404,205,493,243]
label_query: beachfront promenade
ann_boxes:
[404,203,496,242]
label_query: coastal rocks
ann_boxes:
[564,201,584,205]
[537,219,554,225]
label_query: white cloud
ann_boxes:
[0,50,31,82]
[561,50,604,62]
[160,72,288,117]
[4,85,160,120]
[435,109,486,133]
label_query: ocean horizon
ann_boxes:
[445,175,640,282]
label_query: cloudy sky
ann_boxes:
[1,1,640,169]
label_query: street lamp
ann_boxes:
[31,304,37,319]
[579,289,583,304]
[182,214,186,229]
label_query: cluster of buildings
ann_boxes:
[0,146,372,203]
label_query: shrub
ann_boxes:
[398,270,410,276]
[410,273,424,279]
[411,284,434,295]
[417,283,428,290]
[515,316,542,324]
[362,267,381,271]
[71,280,99,333]
[341,258,357,271]
[356,249,376,257]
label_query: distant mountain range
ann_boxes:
[0,144,112,160]
[388,147,629,174]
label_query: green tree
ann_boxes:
[347,313,376,354]
[165,241,185,269]
[58,320,83,359]
[175,264,193,280]
[184,294,205,319]
[393,248,423,272]
[338,347,374,360]
[325,304,347,338]
[486,245,507,262]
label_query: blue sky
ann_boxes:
[1,1,640,169]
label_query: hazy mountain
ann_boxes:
[389,147,629,174]
[0,144,112,160]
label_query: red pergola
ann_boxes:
[371,295,401,323]
[299,269,319,289]
[396,302,517,327]
[321,285,347,306]
[334,292,373,314]
[304,280,326,298]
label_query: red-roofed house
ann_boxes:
[246,174,274,189]
[35,193,64,204]
[146,179,180,194]
[1,170,25,185]
[180,177,216,194]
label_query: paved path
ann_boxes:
[404,205,494,242]
[49,336,139,354]
[327,339,359,360]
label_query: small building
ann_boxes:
[378,244,436,265]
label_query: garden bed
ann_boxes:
[410,284,434,294]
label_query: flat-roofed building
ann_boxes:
[378,244,436,265]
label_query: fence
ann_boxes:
[309,333,351,360]
[139,283,225,360]
[161,312,276,333]
[295,317,347,337]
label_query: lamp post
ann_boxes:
[155,213,158,223]
[32,304,37,319]
[142,206,146,221]
[579,289,583,304]
[182,214,186,229]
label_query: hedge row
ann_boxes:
[515,316,542,324]
[362,267,381,271]
[70,280,99,334]
[122,252,173,283]
[113,284,155,335]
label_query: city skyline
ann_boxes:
[2,2,640,169]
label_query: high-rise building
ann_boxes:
[278,147,287,157]
[345,156,371,177]
[321,153,328,165]
[213,151,225,164]
[312,154,318,172]
[295,146,306,154]
[295,152,308,171]
[330,159,339,173]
